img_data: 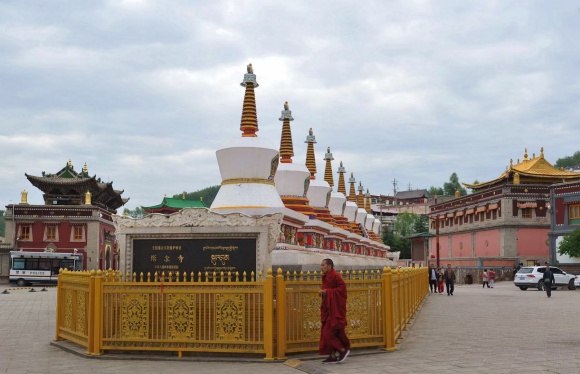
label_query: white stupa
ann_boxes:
[211,64,285,211]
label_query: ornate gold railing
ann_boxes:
[55,267,428,359]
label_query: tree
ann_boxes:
[428,186,444,196]
[383,212,427,259]
[176,185,220,207]
[413,215,428,234]
[443,172,467,196]
[558,229,580,259]
[123,206,147,218]
[555,151,580,169]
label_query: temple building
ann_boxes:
[429,148,580,268]
[143,194,206,214]
[549,180,580,266]
[4,161,128,270]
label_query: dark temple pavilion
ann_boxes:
[4,160,128,270]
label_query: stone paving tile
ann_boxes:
[2,282,580,373]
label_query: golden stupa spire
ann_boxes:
[348,173,357,202]
[305,128,317,180]
[83,162,88,173]
[357,181,364,207]
[523,148,529,161]
[240,63,259,137]
[365,188,372,214]
[337,161,347,195]
[67,159,72,168]
[323,147,334,188]
[279,101,294,163]
[540,147,544,158]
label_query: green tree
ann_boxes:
[413,215,428,234]
[383,227,411,259]
[443,172,467,196]
[558,229,580,258]
[555,151,580,169]
[123,206,147,218]
[383,212,427,259]
[176,185,220,207]
[0,209,5,237]
[428,186,444,196]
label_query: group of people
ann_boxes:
[481,269,496,288]
[428,264,456,296]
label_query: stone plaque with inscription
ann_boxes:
[133,238,257,278]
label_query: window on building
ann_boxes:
[44,225,58,241]
[71,225,86,242]
[19,225,31,241]
[522,208,532,219]
[570,204,580,225]
[492,210,497,220]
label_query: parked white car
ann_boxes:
[574,275,580,288]
[513,266,576,291]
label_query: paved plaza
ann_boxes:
[1,280,580,374]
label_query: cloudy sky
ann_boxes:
[1,0,579,211]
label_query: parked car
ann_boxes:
[574,275,580,288]
[513,266,576,291]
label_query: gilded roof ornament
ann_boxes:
[524,148,528,161]
[21,189,28,204]
[540,147,544,158]
[68,159,72,168]
[83,162,88,173]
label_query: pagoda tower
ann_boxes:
[304,128,334,224]
[363,188,380,242]
[211,64,284,211]
[344,171,363,236]
[324,148,348,230]
[274,102,315,217]
[355,181,369,237]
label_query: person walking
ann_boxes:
[482,269,490,288]
[319,258,350,364]
[443,264,456,296]
[489,269,496,288]
[543,265,556,298]
[429,264,438,293]
[437,267,445,294]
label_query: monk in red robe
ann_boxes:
[319,258,350,364]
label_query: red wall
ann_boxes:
[451,233,472,257]
[517,228,549,256]
[474,230,500,257]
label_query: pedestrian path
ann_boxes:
[1,281,580,373]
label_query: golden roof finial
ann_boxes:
[533,153,535,159]
[510,159,513,167]
[517,158,520,164]
[85,191,92,205]
[240,63,259,137]
[337,161,347,195]
[182,192,186,199]
[348,172,357,202]
[305,128,317,180]
[455,190,460,198]
[540,147,544,158]
[67,159,72,168]
[523,148,528,161]
[279,101,294,163]
[21,189,28,204]
[324,147,334,188]
[164,193,167,197]
[83,162,88,173]
[200,196,203,201]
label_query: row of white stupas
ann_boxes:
[210,64,396,269]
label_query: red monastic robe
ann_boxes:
[319,268,349,354]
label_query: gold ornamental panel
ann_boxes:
[64,289,73,330]
[121,293,149,339]
[215,293,244,341]
[167,293,196,340]
[76,291,86,335]
[301,293,321,340]
[347,290,368,336]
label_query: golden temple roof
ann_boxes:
[463,147,580,191]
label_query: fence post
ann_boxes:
[264,268,274,361]
[54,269,64,341]
[276,268,287,360]
[89,270,103,356]
[382,267,396,351]
[86,270,96,354]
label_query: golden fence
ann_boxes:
[55,267,428,360]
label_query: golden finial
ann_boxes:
[324,146,334,188]
[67,159,72,168]
[240,63,259,137]
[182,192,186,199]
[532,153,535,158]
[517,158,520,164]
[200,196,203,201]
[164,193,167,197]
[85,191,92,205]
[455,190,460,198]
[20,190,28,204]
[523,148,528,161]
[279,101,294,163]
[305,128,317,179]
[540,147,544,158]
[83,162,88,173]
[510,159,513,167]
